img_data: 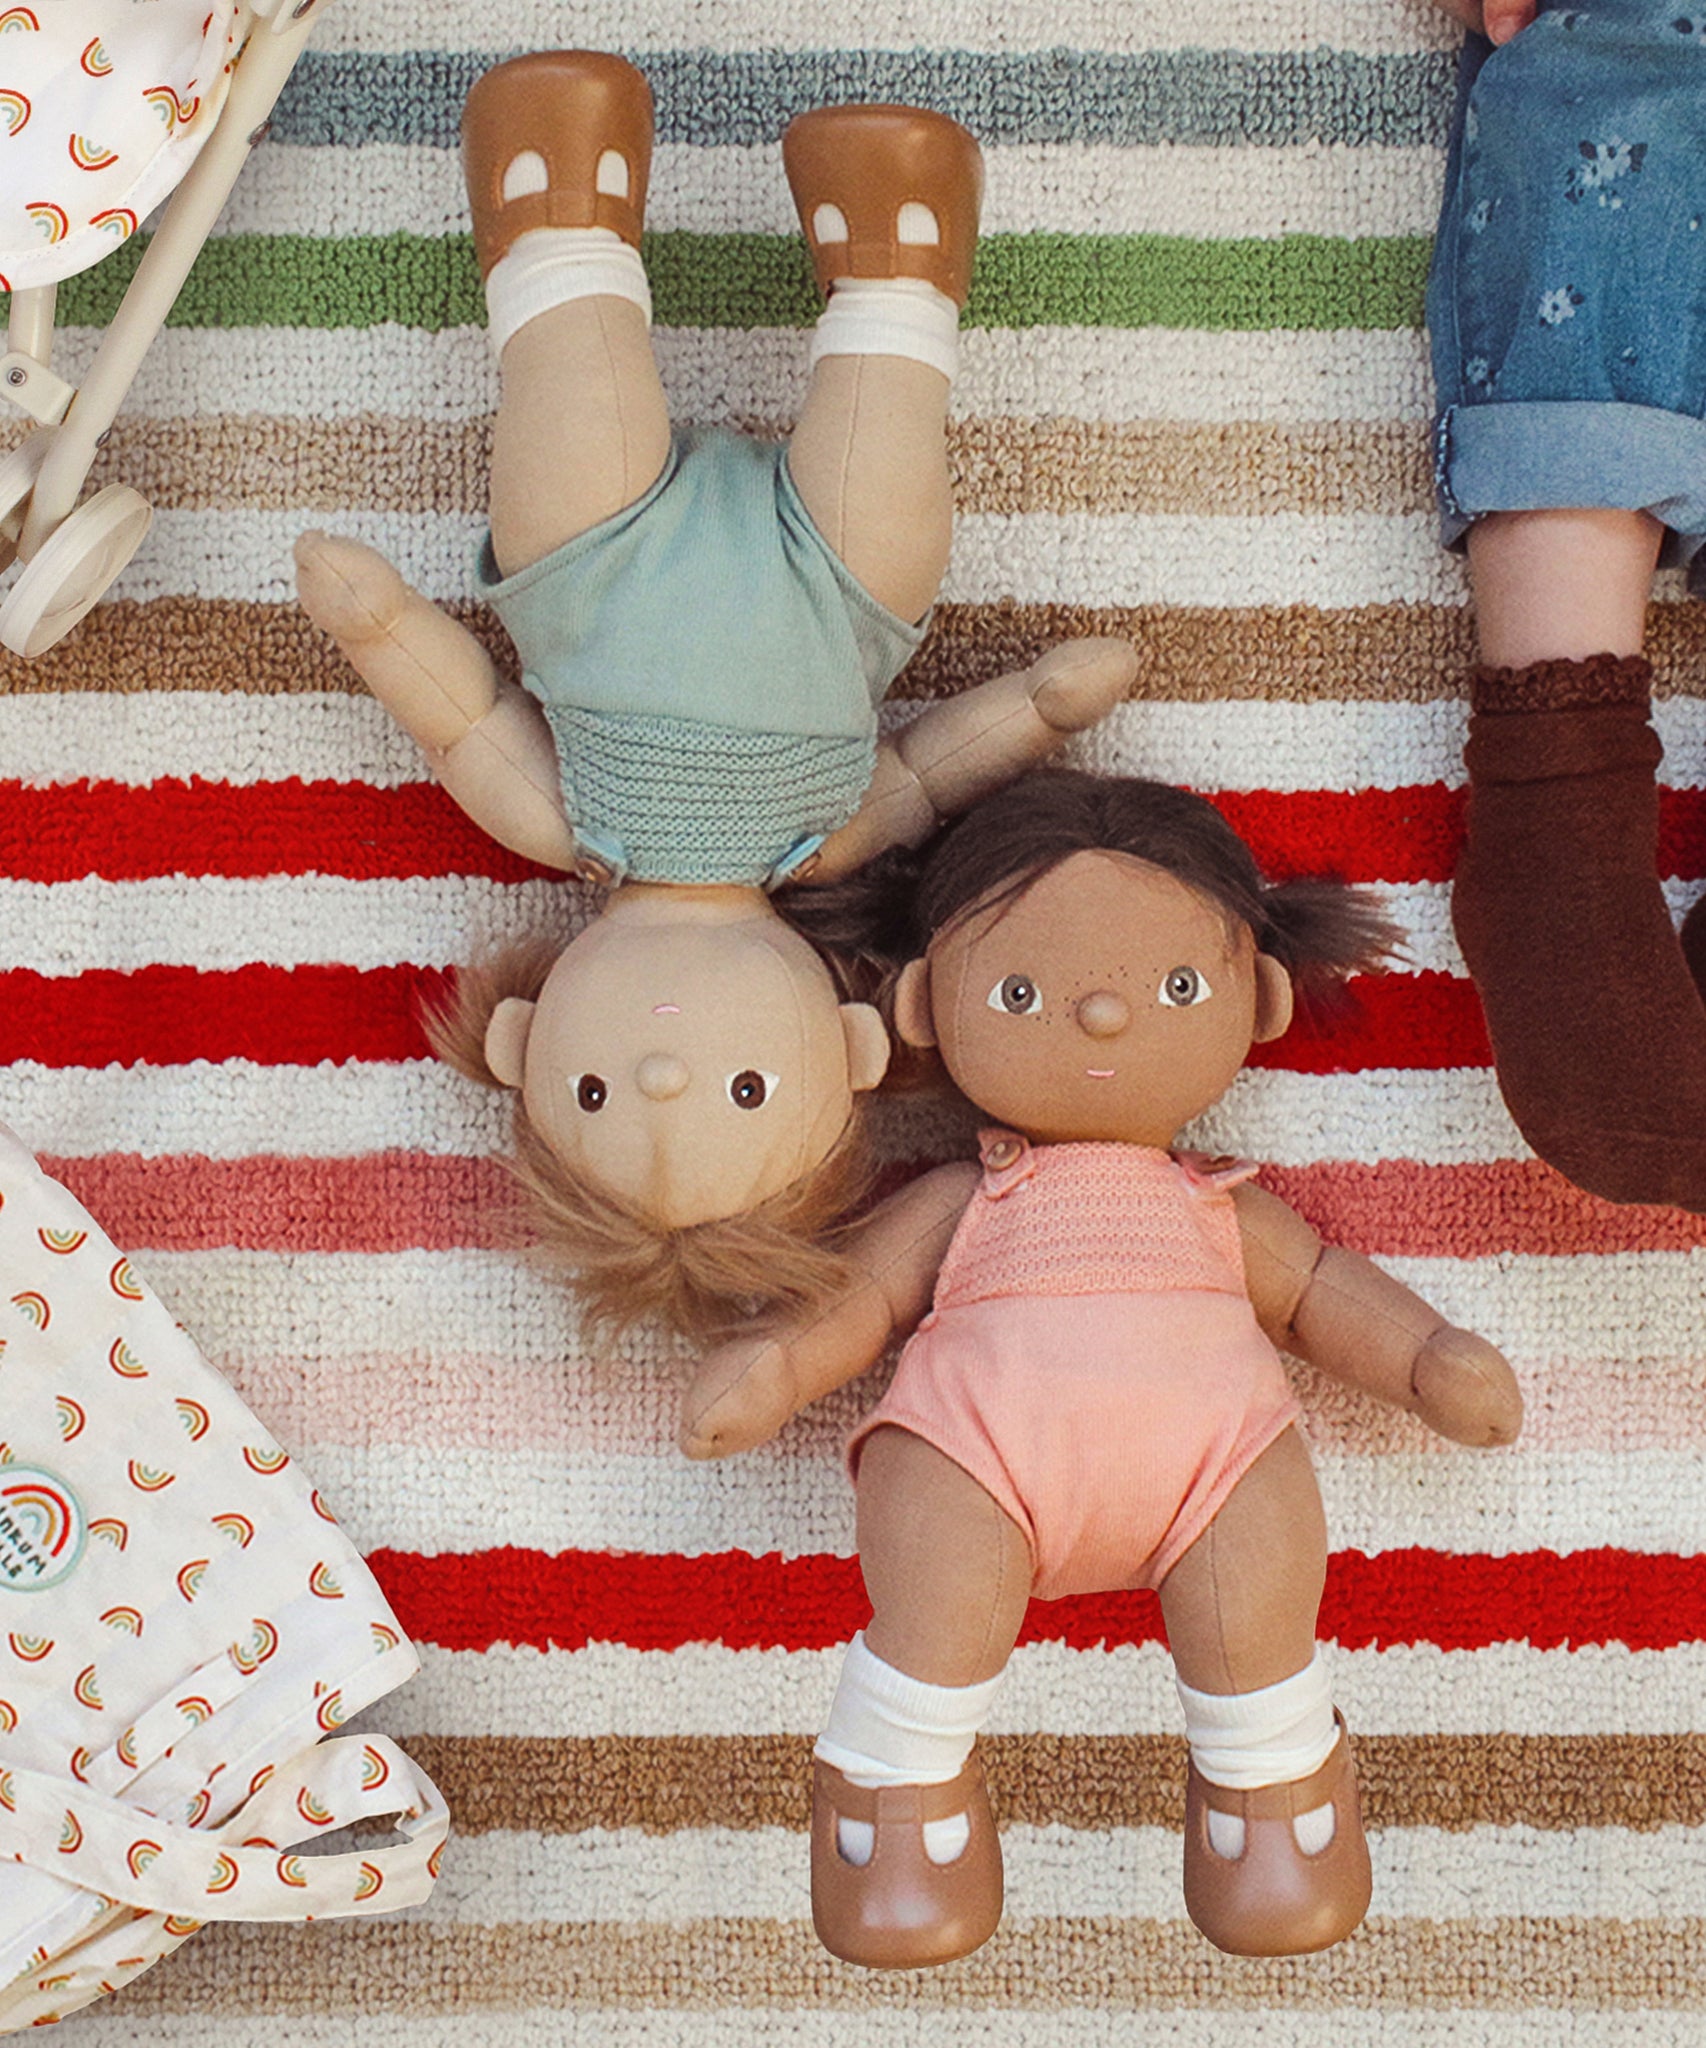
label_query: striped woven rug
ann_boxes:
[6,0,1706,2037]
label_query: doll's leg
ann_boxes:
[782,106,983,626]
[811,1424,1030,1968]
[1158,1427,1372,1956]
[1451,507,1706,1207]
[462,52,671,580]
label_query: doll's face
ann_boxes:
[900,850,1291,1147]
[497,896,887,1230]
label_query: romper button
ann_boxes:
[985,1138,1021,1170]
[577,856,615,888]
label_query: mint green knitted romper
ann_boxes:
[476,426,927,886]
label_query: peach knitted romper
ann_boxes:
[850,1130,1301,1601]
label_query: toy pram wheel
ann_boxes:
[0,485,151,658]
[0,435,49,578]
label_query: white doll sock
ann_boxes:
[483,226,653,357]
[809,276,963,381]
[1176,1652,1340,1857]
[815,1631,1005,1866]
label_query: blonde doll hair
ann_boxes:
[424,934,877,1344]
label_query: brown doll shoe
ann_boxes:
[1182,1716,1373,1957]
[810,1753,1003,1969]
[782,104,984,306]
[461,50,654,276]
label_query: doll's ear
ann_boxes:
[840,1002,891,1093]
[893,958,937,1049]
[485,996,536,1087]
[1251,953,1294,1043]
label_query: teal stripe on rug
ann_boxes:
[25,232,1430,332]
[273,48,1456,148]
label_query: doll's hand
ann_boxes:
[680,1335,801,1460]
[1431,0,1535,45]
[294,531,411,643]
[1410,1327,1523,1446]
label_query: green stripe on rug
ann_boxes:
[19,232,1430,333]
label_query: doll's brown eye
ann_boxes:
[1158,967,1212,1009]
[727,1069,777,1109]
[576,1074,608,1111]
[987,974,1043,1016]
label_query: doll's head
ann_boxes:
[428,889,890,1340]
[798,771,1401,1148]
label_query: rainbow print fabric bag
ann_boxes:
[0,1125,449,2030]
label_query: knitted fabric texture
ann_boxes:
[543,704,875,884]
[1469,652,1654,717]
[935,1136,1254,1307]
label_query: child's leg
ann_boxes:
[811,1424,1028,1968]
[1158,1427,1371,1956]
[1452,507,1706,1207]
[781,105,982,626]
[462,52,671,579]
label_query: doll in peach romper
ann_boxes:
[681,770,1523,1966]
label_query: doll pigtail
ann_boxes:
[1255,880,1407,1027]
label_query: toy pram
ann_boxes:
[0,0,330,658]
[0,1126,448,2030]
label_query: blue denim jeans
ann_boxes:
[1427,0,1706,590]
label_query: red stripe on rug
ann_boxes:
[13,778,1706,887]
[0,965,1488,1069]
[42,1150,1706,1256]
[366,1544,1706,1655]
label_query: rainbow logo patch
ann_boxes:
[0,1466,85,1592]
[0,90,27,136]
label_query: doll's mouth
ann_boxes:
[1085,1068,1115,1079]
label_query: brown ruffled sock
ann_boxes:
[1453,653,1706,1209]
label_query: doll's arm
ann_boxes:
[1232,1180,1523,1447]
[680,1159,979,1460]
[806,639,1138,881]
[294,531,582,873]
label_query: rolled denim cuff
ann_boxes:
[1435,399,1706,594]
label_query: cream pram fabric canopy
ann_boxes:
[0,1,238,292]
[0,1126,448,2030]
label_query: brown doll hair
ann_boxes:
[423,933,877,1344]
[790,768,1403,1025]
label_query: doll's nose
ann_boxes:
[635,1052,691,1101]
[1076,990,1130,1039]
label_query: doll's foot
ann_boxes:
[1410,1326,1523,1448]
[461,50,654,274]
[1182,1715,1372,1957]
[810,1754,1003,1969]
[783,104,983,307]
